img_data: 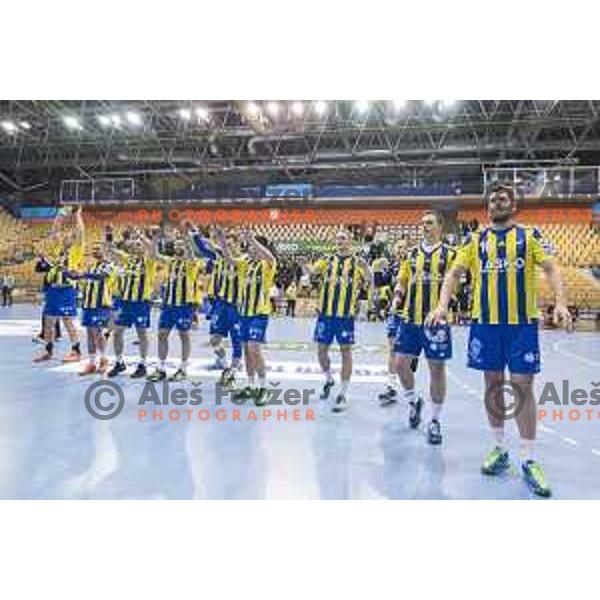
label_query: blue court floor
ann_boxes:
[0,304,598,500]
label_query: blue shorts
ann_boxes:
[159,305,194,332]
[43,287,78,317]
[209,299,241,341]
[313,315,355,346]
[467,323,540,374]
[386,314,403,339]
[81,307,111,328]
[114,301,152,329]
[240,315,269,343]
[394,322,452,360]
[112,296,123,311]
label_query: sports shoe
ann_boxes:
[62,350,81,363]
[79,362,97,376]
[107,361,127,378]
[522,460,552,497]
[378,386,398,406]
[232,386,255,401]
[481,446,510,475]
[147,368,167,382]
[427,419,443,445]
[169,369,187,383]
[253,388,269,406]
[332,393,349,413]
[32,352,52,363]
[408,396,424,429]
[220,367,236,389]
[130,363,147,379]
[320,378,335,400]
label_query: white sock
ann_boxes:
[180,359,189,373]
[520,438,535,463]
[431,402,442,421]
[88,354,96,365]
[98,348,105,358]
[116,354,124,364]
[340,380,350,396]
[248,375,256,388]
[324,369,333,383]
[387,372,397,388]
[492,427,505,449]
[139,357,146,366]
[159,360,167,371]
[258,376,266,389]
[404,388,416,403]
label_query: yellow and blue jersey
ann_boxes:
[312,255,369,318]
[82,260,117,309]
[238,258,276,318]
[121,256,158,303]
[208,257,241,305]
[42,240,85,289]
[454,224,553,325]
[399,243,456,325]
[161,257,204,306]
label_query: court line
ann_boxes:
[551,340,600,369]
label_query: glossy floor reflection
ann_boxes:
[0,305,599,499]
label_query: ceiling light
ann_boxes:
[314,100,328,116]
[63,116,82,130]
[267,101,280,116]
[1,121,17,133]
[98,115,110,127]
[355,100,370,113]
[19,121,31,130]
[195,106,209,121]
[179,108,192,120]
[291,101,304,116]
[126,111,142,126]
[246,102,261,117]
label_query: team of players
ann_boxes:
[32,183,571,497]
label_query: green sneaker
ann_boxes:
[232,386,255,401]
[522,460,552,498]
[168,368,187,382]
[147,368,167,382]
[481,446,510,475]
[253,388,269,406]
[220,367,236,389]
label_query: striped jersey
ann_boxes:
[42,241,85,289]
[82,260,117,309]
[238,258,277,317]
[208,257,241,305]
[121,256,158,303]
[312,255,370,318]
[399,242,457,324]
[161,258,204,306]
[454,224,553,325]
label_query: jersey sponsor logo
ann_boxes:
[481,257,526,272]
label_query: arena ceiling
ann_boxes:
[1,100,599,198]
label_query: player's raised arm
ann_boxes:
[104,227,129,264]
[245,232,275,264]
[139,227,160,259]
[214,226,234,267]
